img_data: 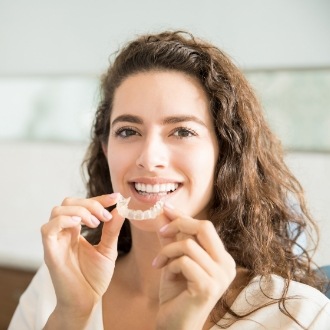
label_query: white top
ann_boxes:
[9,263,330,329]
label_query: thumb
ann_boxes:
[156,202,182,247]
[91,192,121,208]
[96,207,125,260]
[157,202,197,247]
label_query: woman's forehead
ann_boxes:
[110,71,212,124]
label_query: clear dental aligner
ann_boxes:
[116,194,164,220]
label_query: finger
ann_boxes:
[58,193,120,223]
[165,256,234,299]
[41,216,82,265]
[156,210,177,247]
[42,215,82,238]
[165,256,208,288]
[153,238,216,277]
[96,208,126,258]
[90,192,121,208]
[51,205,103,228]
[159,204,202,239]
[160,206,226,263]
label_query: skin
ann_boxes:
[41,71,237,330]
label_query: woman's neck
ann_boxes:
[115,227,163,301]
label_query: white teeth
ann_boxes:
[146,184,153,193]
[116,194,164,220]
[134,182,179,194]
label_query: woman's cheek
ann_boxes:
[107,150,126,191]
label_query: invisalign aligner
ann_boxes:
[116,194,164,220]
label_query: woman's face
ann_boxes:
[105,70,219,222]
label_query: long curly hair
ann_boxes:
[82,30,327,327]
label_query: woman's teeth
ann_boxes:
[134,182,179,194]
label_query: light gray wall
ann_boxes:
[1,0,330,75]
[0,0,329,269]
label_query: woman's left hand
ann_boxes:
[153,204,236,330]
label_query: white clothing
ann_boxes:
[9,263,330,329]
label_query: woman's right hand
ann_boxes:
[41,193,125,328]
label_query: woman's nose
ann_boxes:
[135,137,169,171]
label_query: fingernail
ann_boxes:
[152,255,168,268]
[91,215,100,226]
[164,202,174,210]
[159,224,169,233]
[71,216,82,223]
[152,256,158,267]
[108,192,120,199]
[102,208,112,220]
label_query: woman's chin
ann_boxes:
[128,217,162,233]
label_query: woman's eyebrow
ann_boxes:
[111,114,207,127]
[111,114,143,127]
[162,115,207,127]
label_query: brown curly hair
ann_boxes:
[82,30,327,327]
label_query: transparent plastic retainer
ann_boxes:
[116,194,164,220]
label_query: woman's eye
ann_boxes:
[172,127,197,139]
[115,127,139,138]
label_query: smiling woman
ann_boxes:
[9,31,330,330]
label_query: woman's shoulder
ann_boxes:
[9,263,104,329]
[8,263,56,329]
[213,274,330,329]
[248,273,329,302]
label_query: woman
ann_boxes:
[9,31,329,329]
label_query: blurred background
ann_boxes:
[0,0,329,327]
